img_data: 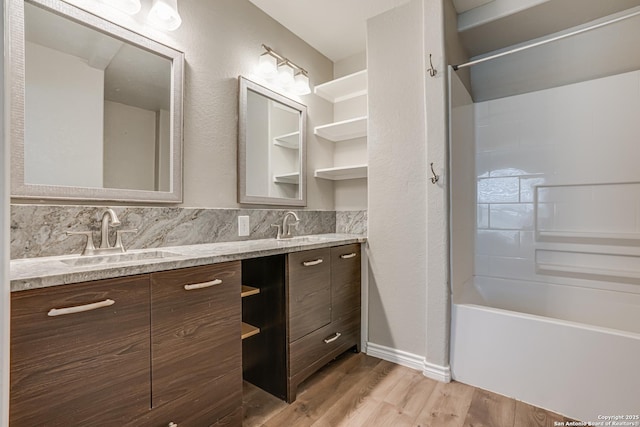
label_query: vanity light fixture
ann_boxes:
[293,70,311,95]
[277,60,295,87]
[148,0,182,31]
[102,0,182,31]
[256,44,312,96]
[258,51,278,77]
[102,0,142,15]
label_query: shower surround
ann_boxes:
[449,69,640,421]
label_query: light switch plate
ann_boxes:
[238,216,250,236]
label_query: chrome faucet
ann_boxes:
[100,208,121,249]
[272,211,300,239]
[66,208,137,255]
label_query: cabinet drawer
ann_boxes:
[150,262,242,414]
[288,248,331,342]
[10,275,151,427]
[331,244,361,322]
[289,316,360,379]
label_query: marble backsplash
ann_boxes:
[336,210,368,235]
[11,205,368,260]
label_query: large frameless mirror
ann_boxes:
[238,77,307,206]
[10,0,184,202]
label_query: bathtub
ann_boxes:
[450,276,640,422]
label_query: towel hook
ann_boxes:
[427,54,437,77]
[430,162,440,184]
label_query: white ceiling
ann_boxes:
[248,0,494,62]
[248,0,413,62]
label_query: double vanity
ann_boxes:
[9,228,364,426]
[7,0,364,425]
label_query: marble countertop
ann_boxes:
[10,233,366,292]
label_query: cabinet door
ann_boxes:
[331,244,361,322]
[10,276,151,427]
[150,262,242,426]
[287,248,331,342]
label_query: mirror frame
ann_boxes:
[238,77,307,207]
[9,0,184,203]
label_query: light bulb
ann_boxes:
[257,53,278,78]
[293,72,311,95]
[277,62,295,88]
[148,0,182,31]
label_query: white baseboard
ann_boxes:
[423,359,451,383]
[366,342,425,371]
[365,342,451,383]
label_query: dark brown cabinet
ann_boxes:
[287,248,332,342]
[149,262,242,426]
[10,262,243,427]
[286,244,361,402]
[10,275,151,427]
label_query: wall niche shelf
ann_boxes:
[314,165,367,181]
[314,116,367,142]
[273,131,300,149]
[314,70,367,103]
[273,173,299,184]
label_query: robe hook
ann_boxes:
[430,162,440,184]
[427,54,437,77]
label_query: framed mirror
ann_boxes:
[9,0,184,203]
[238,77,307,206]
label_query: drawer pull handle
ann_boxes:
[47,299,115,317]
[323,332,342,344]
[184,279,222,291]
[303,259,323,267]
[340,253,357,259]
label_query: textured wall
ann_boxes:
[57,0,335,209]
[425,0,453,369]
[367,0,427,356]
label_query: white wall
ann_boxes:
[475,70,640,295]
[103,100,156,191]
[24,41,104,188]
[424,0,452,372]
[367,0,427,356]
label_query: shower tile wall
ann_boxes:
[475,70,640,293]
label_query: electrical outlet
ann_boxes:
[238,216,250,237]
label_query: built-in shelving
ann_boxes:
[273,131,300,149]
[241,322,260,340]
[314,165,367,181]
[314,116,367,142]
[314,70,368,103]
[273,172,299,184]
[241,285,260,298]
[314,69,368,184]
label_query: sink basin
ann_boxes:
[60,251,181,267]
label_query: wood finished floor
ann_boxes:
[242,352,573,427]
